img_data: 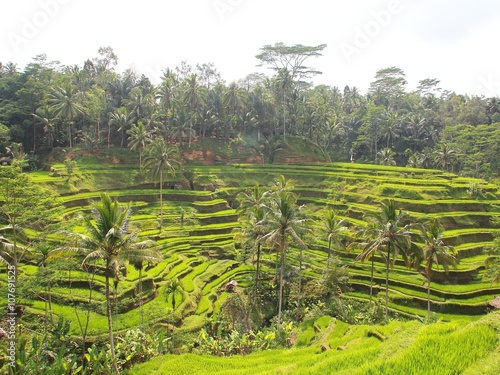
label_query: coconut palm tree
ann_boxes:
[260,179,308,325]
[124,87,153,125]
[165,277,184,310]
[235,206,267,303]
[434,142,457,172]
[127,121,151,172]
[236,184,268,300]
[52,193,159,373]
[32,105,58,149]
[419,219,456,323]
[109,107,133,148]
[49,85,83,148]
[361,200,415,317]
[355,222,387,306]
[223,82,247,134]
[378,147,397,166]
[131,249,162,329]
[317,210,348,262]
[182,74,206,146]
[143,138,179,231]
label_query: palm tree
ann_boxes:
[182,74,206,146]
[236,185,268,300]
[131,249,162,329]
[143,138,179,231]
[419,219,456,323]
[434,142,457,171]
[49,85,83,148]
[223,82,247,134]
[32,106,58,149]
[260,136,283,164]
[378,147,397,166]
[127,121,151,172]
[124,87,152,125]
[52,193,159,373]
[317,210,348,262]
[360,200,415,317]
[165,277,184,310]
[235,206,266,304]
[355,221,387,306]
[261,178,308,325]
[381,110,401,148]
[109,107,133,148]
[156,69,178,114]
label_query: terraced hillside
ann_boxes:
[6,155,500,338]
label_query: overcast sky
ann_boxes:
[2,0,500,96]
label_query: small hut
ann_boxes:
[488,296,500,310]
[225,280,238,293]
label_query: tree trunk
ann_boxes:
[277,240,286,327]
[427,273,431,324]
[328,238,332,260]
[370,255,374,306]
[105,264,118,373]
[68,123,72,148]
[33,122,36,152]
[159,169,163,231]
[139,267,144,329]
[139,148,142,173]
[254,243,261,305]
[297,247,302,311]
[385,246,390,318]
[47,282,53,324]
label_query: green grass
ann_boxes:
[124,315,500,375]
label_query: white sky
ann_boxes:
[1,0,500,96]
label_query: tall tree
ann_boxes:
[256,43,326,137]
[317,210,348,262]
[127,121,151,172]
[52,193,160,373]
[361,200,415,317]
[369,67,407,108]
[0,165,56,280]
[236,185,268,303]
[49,84,83,148]
[433,142,457,171]
[32,105,58,149]
[182,74,206,146]
[377,147,397,166]
[143,138,179,230]
[419,219,456,323]
[255,43,327,82]
[260,177,308,325]
[109,106,133,148]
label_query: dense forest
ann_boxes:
[1,45,499,178]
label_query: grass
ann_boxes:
[124,314,500,375]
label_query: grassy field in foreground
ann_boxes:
[125,313,500,375]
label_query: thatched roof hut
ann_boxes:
[488,296,500,309]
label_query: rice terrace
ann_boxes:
[1,45,500,374]
[1,138,499,374]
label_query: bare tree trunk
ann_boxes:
[385,247,390,318]
[427,274,431,324]
[105,265,118,373]
[370,256,374,306]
